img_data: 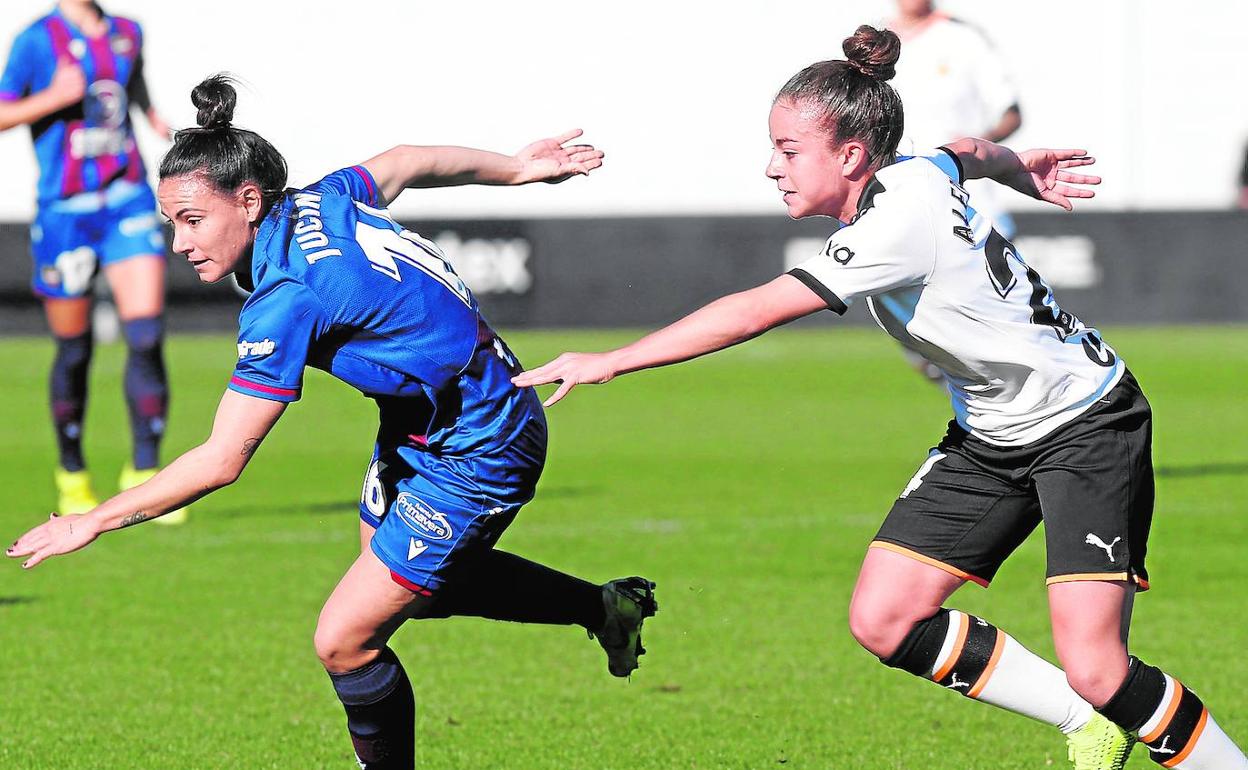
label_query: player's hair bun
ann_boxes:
[191,74,238,130]
[842,25,901,82]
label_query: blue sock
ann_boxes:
[121,317,168,470]
[50,331,93,472]
[328,647,414,769]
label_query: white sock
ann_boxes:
[928,610,1093,734]
[1136,672,1248,769]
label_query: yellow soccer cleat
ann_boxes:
[119,464,190,525]
[1067,712,1136,770]
[55,468,99,514]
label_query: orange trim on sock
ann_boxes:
[1141,678,1185,744]
[967,630,1006,699]
[932,612,969,682]
[1161,707,1208,768]
[868,541,990,587]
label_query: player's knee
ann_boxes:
[313,622,376,674]
[1064,660,1127,708]
[848,601,915,659]
[121,316,164,353]
[53,332,93,369]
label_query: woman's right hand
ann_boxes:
[6,512,101,570]
[1010,149,1101,211]
[511,352,618,407]
[45,58,87,110]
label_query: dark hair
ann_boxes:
[158,74,288,213]
[775,25,904,168]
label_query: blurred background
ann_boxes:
[2,0,1247,332]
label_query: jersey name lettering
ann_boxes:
[948,179,974,245]
[293,192,342,264]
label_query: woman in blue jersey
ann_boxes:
[0,0,179,519]
[6,75,657,770]
[513,25,1246,770]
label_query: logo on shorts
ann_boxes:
[394,493,453,541]
[407,537,428,560]
[1084,532,1121,563]
[237,338,277,359]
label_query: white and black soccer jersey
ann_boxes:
[788,150,1123,447]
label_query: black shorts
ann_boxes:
[872,371,1154,589]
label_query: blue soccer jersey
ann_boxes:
[0,7,149,202]
[229,167,546,590]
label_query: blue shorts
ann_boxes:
[31,180,165,299]
[359,423,546,595]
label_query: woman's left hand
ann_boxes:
[6,512,101,569]
[513,129,604,184]
[1013,149,1101,211]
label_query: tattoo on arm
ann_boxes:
[119,512,149,529]
[241,437,261,457]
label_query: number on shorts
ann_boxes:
[361,459,386,518]
[900,452,945,499]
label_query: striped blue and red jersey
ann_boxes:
[229,166,543,465]
[0,7,148,203]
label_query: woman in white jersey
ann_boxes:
[513,25,1247,770]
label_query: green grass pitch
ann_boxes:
[0,326,1245,769]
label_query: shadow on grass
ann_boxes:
[0,596,35,607]
[1156,462,1248,479]
[210,499,358,519]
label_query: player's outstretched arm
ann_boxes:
[0,57,85,131]
[361,129,604,204]
[512,275,827,406]
[5,391,284,569]
[944,138,1101,211]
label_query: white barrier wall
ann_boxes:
[1,0,1246,219]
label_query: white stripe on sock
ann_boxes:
[1139,673,1178,740]
[929,610,967,678]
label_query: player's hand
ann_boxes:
[513,129,604,185]
[6,512,101,570]
[45,57,87,110]
[1011,149,1100,211]
[147,109,173,141]
[511,352,616,406]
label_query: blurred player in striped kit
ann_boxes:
[0,1,183,521]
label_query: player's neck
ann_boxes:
[58,1,105,37]
[888,11,941,41]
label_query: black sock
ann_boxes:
[50,331,93,472]
[121,317,167,470]
[429,550,605,629]
[328,647,414,770]
[1099,656,1210,764]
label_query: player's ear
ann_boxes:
[237,182,265,224]
[839,139,871,179]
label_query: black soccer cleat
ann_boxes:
[589,577,658,677]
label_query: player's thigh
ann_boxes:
[849,546,966,657]
[1033,404,1154,590]
[104,255,165,320]
[1048,579,1136,705]
[872,445,1040,590]
[43,297,92,338]
[99,185,166,319]
[30,205,99,302]
[316,546,435,673]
